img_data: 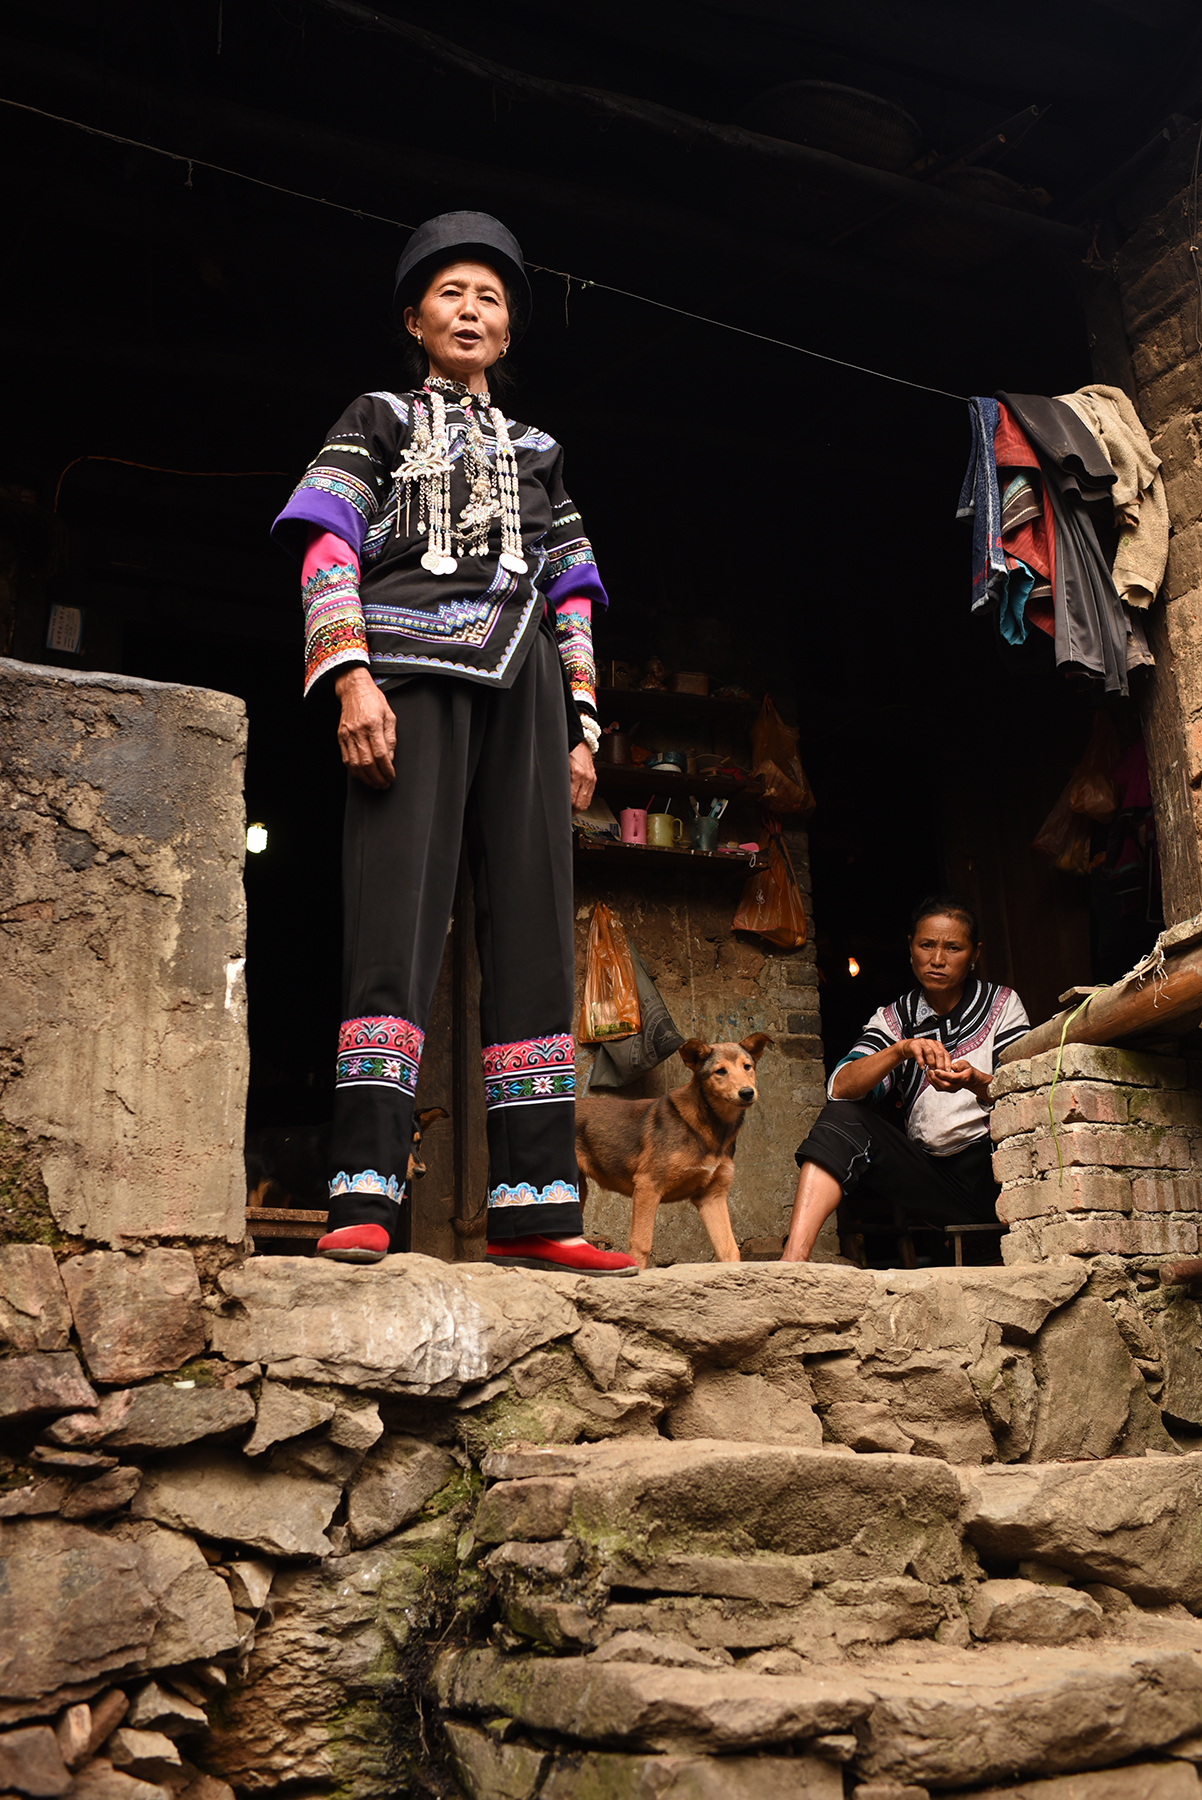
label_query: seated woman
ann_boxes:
[781,896,1030,1263]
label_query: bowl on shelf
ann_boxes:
[646,751,687,774]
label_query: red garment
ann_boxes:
[994,402,1057,639]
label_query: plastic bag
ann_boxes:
[588,943,684,1088]
[732,832,808,949]
[576,902,640,1042]
[750,696,816,818]
[1068,712,1121,823]
[1032,780,1093,874]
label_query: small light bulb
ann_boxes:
[246,823,268,855]
[848,956,860,977]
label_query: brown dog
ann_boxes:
[575,1035,772,1269]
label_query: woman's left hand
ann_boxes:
[929,1057,992,1101]
[569,742,596,813]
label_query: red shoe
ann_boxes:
[316,1224,390,1264]
[486,1235,639,1277]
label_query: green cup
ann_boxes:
[690,817,719,852]
[646,812,683,848]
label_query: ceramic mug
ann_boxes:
[646,812,684,848]
[690,817,719,852]
[619,808,647,845]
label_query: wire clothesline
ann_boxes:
[0,92,968,405]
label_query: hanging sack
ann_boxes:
[732,829,808,949]
[1068,712,1121,823]
[589,943,685,1088]
[576,902,641,1042]
[750,695,817,818]
[1032,780,1093,875]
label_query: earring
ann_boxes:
[499,346,507,359]
[416,332,423,346]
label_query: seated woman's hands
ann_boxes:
[901,1040,991,1101]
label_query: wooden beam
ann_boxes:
[997,941,1202,1064]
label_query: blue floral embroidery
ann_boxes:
[329,1169,400,1202]
[487,1180,580,1209]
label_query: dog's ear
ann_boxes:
[739,1032,773,1063]
[416,1106,450,1130]
[678,1039,711,1071]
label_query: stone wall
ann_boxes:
[10,1249,1202,1798]
[990,1043,1202,1271]
[0,660,248,1247]
[1114,136,1202,923]
[573,822,829,1263]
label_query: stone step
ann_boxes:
[436,1640,1202,1795]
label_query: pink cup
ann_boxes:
[620,808,647,845]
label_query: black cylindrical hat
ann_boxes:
[393,211,532,339]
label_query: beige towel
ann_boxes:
[1057,384,1169,608]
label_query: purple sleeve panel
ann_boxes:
[544,563,608,609]
[272,492,369,562]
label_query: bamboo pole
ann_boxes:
[996,942,1202,1065]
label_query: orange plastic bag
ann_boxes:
[732,833,808,949]
[750,696,816,818]
[1032,780,1093,874]
[576,902,641,1042]
[1068,713,1121,823]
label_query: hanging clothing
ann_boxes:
[956,397,1007,616]
[272,385,607,708]
[330,628,582,1244]
[994,402,1056,641]
[827,977,1030,1156]
[996,392,1133,696]
[1056,385,1169,609]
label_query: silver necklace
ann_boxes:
[391,384,526,577]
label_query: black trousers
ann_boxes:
[328,629,582,1242]
[795,1099,998,1226]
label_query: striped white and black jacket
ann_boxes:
[828,978,1030,1156]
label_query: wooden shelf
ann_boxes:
[595,765,763,801]
[573,838,766,870]
[595,687,755,726]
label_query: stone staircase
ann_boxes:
[8,1250,1202,1798]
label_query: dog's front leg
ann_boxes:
[693,1180,740,1263]
[628,1178,661,1271]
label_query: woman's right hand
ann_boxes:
[901,1037,952,1077]
[335,666,396,789]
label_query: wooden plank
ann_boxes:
[246,1207,328,1224]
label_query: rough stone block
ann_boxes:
[130,1448,341,1558]
[665,1366,821,1446]
[61,1252,204,1385]
[822,1401,915,1455]
[436,1646,873,1753]
[1133,1175,1202,1212]
[991,1046,1186,1099]
[1037,1216,1199,1258]
[968,1579,1103,1645]
[993,1139,1034,1183]
[1030,1298,1140,1462]
[474,1477,575,1545]
[345,1435,457,1548]
[60,1466,144,1519]
[115,1520,239,1669]
[1033,1126,1190,1172]
[0,1245,72,1353]
[81,1385,255,1451]
[242,1382,334,1457]
[67,1757,173,1798]
[538,1748,843,1799]
[996,1171,1132,1222]
[0,659,248,1243]
[962,1453,1202,1607]
[947,1766,1201,1799]
[855,1644,1202,1789]
[108,1728,181,1782]
[598,1553,814,1606]
[0,1519,159,1697]
[0,1352,96,1424]
[443,1722,549,1800]
[1131,1089,1202,1128]
[0,1724,72,1795]
[574,1263,876,1359]
[125,1682,208,1739]
[209,1256,580,1398]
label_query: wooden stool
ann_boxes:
[944,1221,1006,1266]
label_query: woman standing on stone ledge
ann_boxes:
[272,211,636,1276]
[781,897,1029,1262]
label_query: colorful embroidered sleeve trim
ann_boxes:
[336,1015,425,1098]
[487,1179,580,1209]
[553,600,596,717]
[302,530,368,697]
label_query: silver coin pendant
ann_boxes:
[500,552,528,575]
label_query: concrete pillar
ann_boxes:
[1113,137,1202,924]
[0,659,248,1245]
